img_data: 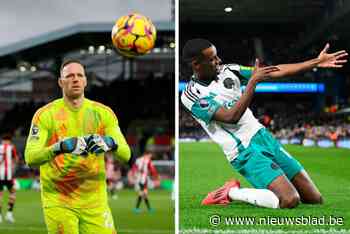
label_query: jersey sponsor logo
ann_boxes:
[223,78,234,89]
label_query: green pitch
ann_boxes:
[180,143,350,233]
[0,189,174,234]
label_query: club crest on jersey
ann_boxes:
[223,78,234,89]
[199,99,209,108]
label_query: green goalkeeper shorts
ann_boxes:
[231,128,303,189]
[43,205,116,234]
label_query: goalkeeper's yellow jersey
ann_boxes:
[24,98,131,208]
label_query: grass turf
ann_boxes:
[0,189,174,234]
[180,143,350,233]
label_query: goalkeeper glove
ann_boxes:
[85,134,118,154]
[52,137,88,155]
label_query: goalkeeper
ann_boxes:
[24,59,134,234]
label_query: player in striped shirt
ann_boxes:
[0,133,19,223]
[25,59,134,234]
[181,38,347,209]
[130,151,159,213]
[105,153,120,200]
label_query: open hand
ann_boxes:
[317,43,348,68]
[251,59,280,83]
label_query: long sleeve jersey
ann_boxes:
[25,98,131,208]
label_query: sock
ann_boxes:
[8,193,16,211]
[112,188,118,197]
[144,197,151,210]
[136,196,142,209]
[228,187,279,209]
[8,202,14,212]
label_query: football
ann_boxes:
[111,13,157,58]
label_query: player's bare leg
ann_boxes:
[268,175,300,208]
[291,170,323,204]
[5,187,16,223]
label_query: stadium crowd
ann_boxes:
[180,104,350,143]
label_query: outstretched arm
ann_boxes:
[269,43,348,78]
[214,59,280,123]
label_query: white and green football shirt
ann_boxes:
[181,64,264,162]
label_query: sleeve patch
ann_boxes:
[30,124,40,140]
[199,99,209,108]
[191,96,221,125]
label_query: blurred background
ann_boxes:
[179,0,350,149]
[0,0,174,233]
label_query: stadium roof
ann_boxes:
[0,0,175,74]
[0,22,174,58]
[180,0,327,23]
[180,0,350,72]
